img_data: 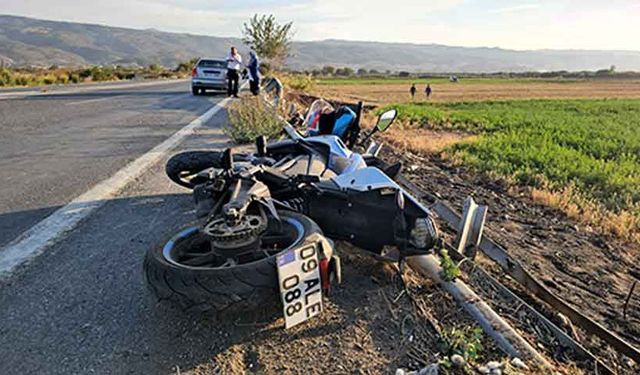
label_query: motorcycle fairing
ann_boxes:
[331,167,433,217]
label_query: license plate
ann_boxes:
[276,243,323,328]
[203,70,220,76]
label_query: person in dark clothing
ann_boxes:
[226,46,242,97]
[425,84,432,99]
[410,83,417,100]
[247,50,260,96]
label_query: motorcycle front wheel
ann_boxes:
[143,211,323,314]
[165,150,223,189]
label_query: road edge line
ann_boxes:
[0,97,231,279]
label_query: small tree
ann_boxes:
[356,68,368,76]
[242,14,294,71]
[335,67,354,76]
[322,66,335,75]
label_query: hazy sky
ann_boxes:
[2,0,640,50]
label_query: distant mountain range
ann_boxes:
[2,15,640,73]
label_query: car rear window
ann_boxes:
[198,60,226,68]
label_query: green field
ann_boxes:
[385,99,640,214]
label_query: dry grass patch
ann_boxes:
[525,186,640,243]
[312,80,640,105]
[381,126,476,155]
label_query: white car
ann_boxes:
[191,58,227,95]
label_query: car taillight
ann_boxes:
[191,67,197,77]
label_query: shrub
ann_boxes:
[79,69,93,79]
[42,74,56,85]
[90,67,116,81]
[281,74,315,91]
[55,72,69,84]
[0,68,14,86]
[69,74,80,84]
[225,96,283,144]
[14,75,30,86]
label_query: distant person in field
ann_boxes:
[247,50,260,96]
[226,46,242,98]
[410,83,417,100]
[425,84,432,99]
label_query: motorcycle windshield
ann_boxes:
[304,99,334,136]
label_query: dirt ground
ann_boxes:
[177,247,505,375]
[384,146,640,373]
[311,80,640,104]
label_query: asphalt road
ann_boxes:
[0,80,221,248]
[0,80,242,374]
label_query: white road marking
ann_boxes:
[0,96,231,279]
[0,79,188,100]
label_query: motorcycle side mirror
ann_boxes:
[376,109,397,132]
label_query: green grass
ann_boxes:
[384,99,640,214]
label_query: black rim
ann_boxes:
[163,217,304,269]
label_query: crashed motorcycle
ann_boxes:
[144,103,439,318]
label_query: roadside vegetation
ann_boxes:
[383,99,640,240]
[225,13,295,144]
[0,62,194,88]
[225,96,283,144]
[279,73,316,91]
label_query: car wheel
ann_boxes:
[192,87,199,95]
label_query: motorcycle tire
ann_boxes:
[143,211,323,314]
[165,150,224,189]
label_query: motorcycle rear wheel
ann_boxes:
[143,211,323,314]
